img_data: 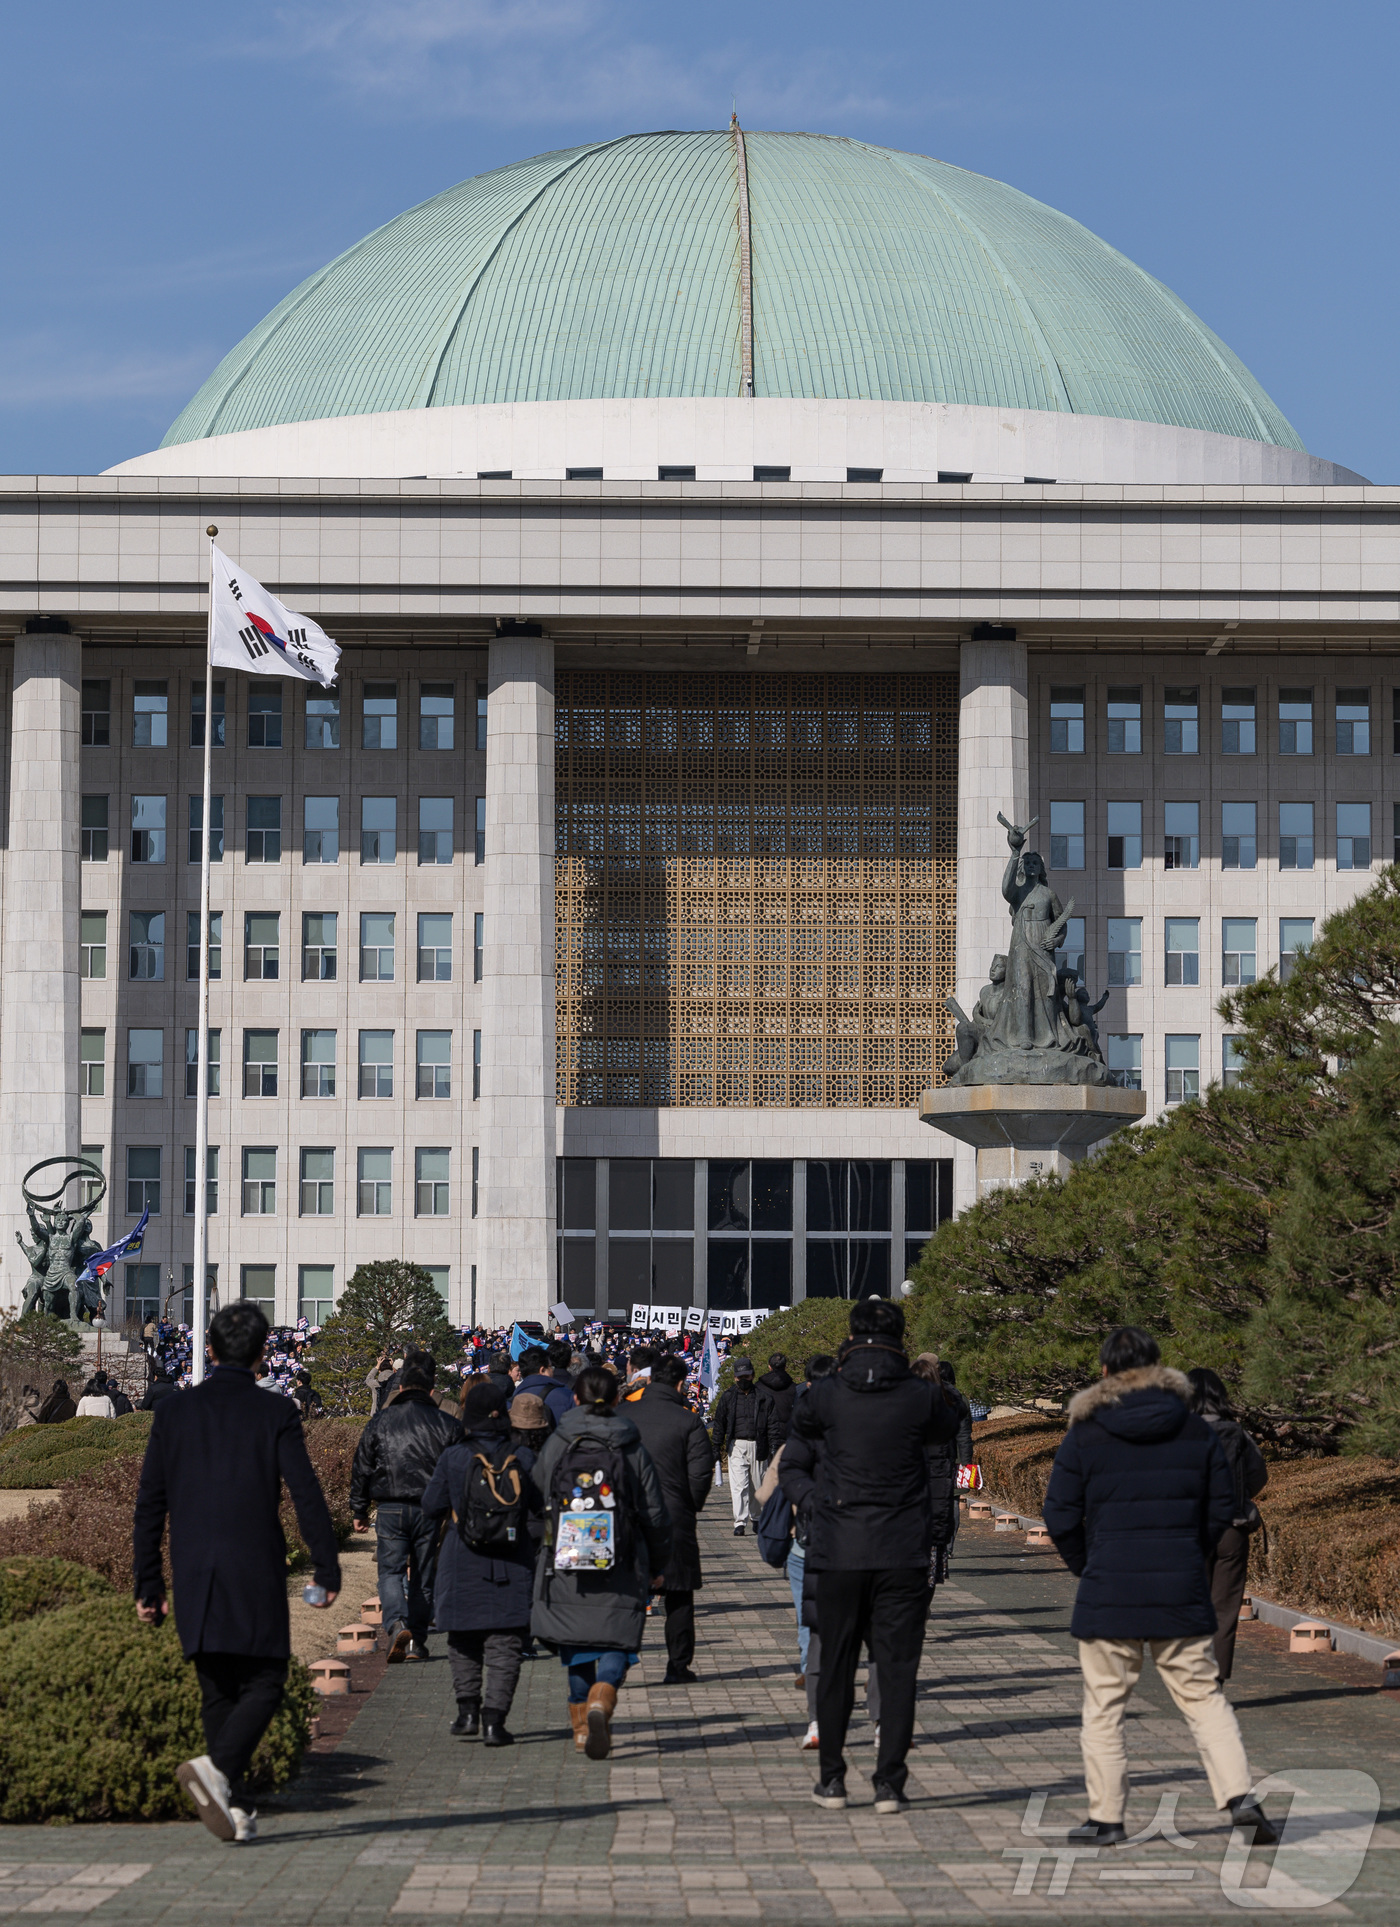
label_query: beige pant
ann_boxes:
[1078,1635,1251,1823]
[727,1440,766,1527]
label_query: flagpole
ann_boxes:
[191,526,217,1385]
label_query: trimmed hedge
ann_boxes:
[0,1595,315,1822]
[0,1556,115,1628]
[0,1414,154,1489]
[971,1413,1066,1517]
[720,1300,853,1390]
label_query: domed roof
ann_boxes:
[162,130,1302,452]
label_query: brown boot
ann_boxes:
[584,1682,617,1760]
[568,1703,588,1751]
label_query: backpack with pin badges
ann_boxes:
[547,1439,634,1574]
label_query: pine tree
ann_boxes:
[305,1261,461,1417]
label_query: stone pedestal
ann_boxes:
[919,1083,1147,1197]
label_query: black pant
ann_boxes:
[1209,1527,1251,1680]
[193,1653,288,1799]
[815,1567,929,1794]
[447,1627,526,1716]
[663,1590,696,1671]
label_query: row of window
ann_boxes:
[114,1143,454,1218]
[1054,915,1314,991]
[81,910,482,985]
[80,794,488,866]
[556,1154,953,1234]
[81,1027,483,1103]
[1049,685,1396,758]
[83,679,487,753]
[120,1260,369,1329]
[1103,1033,1246,1102]
[1046,799,1385,872]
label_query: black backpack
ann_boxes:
[454,1443,528,1553]
[546,1436,635,1575]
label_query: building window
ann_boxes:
[1222,1037,1246,1089]
[190,680,226,748]
[304,795,339,862]
[132,680,168,748]
[1393,691,1400,756]
[476,680,488,750]
[184,1027,221,1097]
[418,796,453,865]
[185,1146,218,1215]
[1223,917,1257,987]
[1049,686,1084,754]
[240,1264,275,1314]
[420,683,454,750]
[243,1029,278,1097]
[363,683,397,749]
[1164,801,1199,870]
[1106,1034,1142,1090]
[126,1146,160,1216]
[303,912,337,980]
[242,1147,276,1215]
[248,686,283,748]
[1049,800,1084,870]
[80,911,107,979]
[475,796,486,864]
[1053,916,1085,984]
[1165,918,1200,986]
[81,794,109,861]
[1107,918,1142,987]
[1106,687,1141,754]
[127,1028,163,1098]
[301,1029,336,1098]
[1163,687,1198,755]
[1106,800,1142,869]
[847,466,883,482]
[1279,918,1313,984]
[473,1028,482,1100]
[244,912,280,980]
[131,795,166,863]
[359,1030,393,1098]
[299,1263,334,1324]
[360,913,395,981]
[188,795,225,863]
[417,1030,450,1099]
[1335,689,1370,756]
[300,1150,334,1216]
[1279,688,1313,755]
[1221,687,1256,755]
[416,1148,450,1217]
[120,1264,159,1323]
[1221,801,1257,870]
[426,1265,450,1308]
[306,692,339,750]
[903,1159,954,1274]
[358,1147,392,1215]
[81,680,110,747]
[1165,1034,1200,1104]
[417,912,451,982]
[804,1161,886,1301]
[361,796,396,863]
[246,796,282,861]
[1337,803,1372,869]
[80,1146,104,1206]
[1279,802,1314,870]
[473,912,484,982]
[187,910,222,980]
[80,1027,105,1097]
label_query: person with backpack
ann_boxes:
[420,1381,542,1745]
[1185,1367,1269,1681]
[529,1365,672,1759]
[630,1354,713,1684]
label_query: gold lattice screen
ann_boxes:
[554,670,958,1108]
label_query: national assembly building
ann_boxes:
[1,128,1391,1329]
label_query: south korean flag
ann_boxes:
[209,542,339,687]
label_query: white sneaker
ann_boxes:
[177,1755,236,1841]
[231,1807,258,1844]
[800,1720,820,1750]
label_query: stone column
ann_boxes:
[0,627,82,1293]
[476,633,556,1324]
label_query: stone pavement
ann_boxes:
[4,1512,1400,1924]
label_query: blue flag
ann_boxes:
[77,1209,149,1288]
[698,1327,721,1392]
[509,1322,530,1361]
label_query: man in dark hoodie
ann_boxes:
[756,1353,797,1447]
[351,1359,463,1661]
[1043,1326,1278,1847]
[780,1297,959,1814]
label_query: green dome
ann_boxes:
[162,130,1302,451]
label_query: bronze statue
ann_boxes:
[18,1157,108,1325]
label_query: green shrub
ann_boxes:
[0,1414,153,1488]
[0,1595,314,1822]
[719,1300,853,1391]
[0,1556,115,1627]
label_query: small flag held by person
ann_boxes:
[699,1327,722,1393]
[209,542,339,687]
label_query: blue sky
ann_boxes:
[3,0,1395,477]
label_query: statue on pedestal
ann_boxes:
[17,1157,108,1325]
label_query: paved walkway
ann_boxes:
[4,1513,1400,1923]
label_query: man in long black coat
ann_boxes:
[133,1302,341,1844]
[631,1354,713,1683]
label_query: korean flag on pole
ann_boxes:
[210,543,339,687]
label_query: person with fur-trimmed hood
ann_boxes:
[1042,1326,1278,1849]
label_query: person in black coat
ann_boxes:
[630,1354,714,1684]
[132,1302,341,1844]
[780,1298,959,1814]
[756,1354,797,1446]
[709,1359,774,1535]
[350,1359,463,1661]
[421,1381,542,1745]
[1185,1366,1269,1681]
[1043,1326,1277,1848]
[138,1372,178,1412]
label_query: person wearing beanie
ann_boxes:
[709,1358,773,1536]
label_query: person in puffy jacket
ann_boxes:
[756,1354,797,1446]
[350,1360,463,1661]
[1043,1326,1277,1849]
[1185,1366,1269,1681]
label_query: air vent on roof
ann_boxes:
[938,470,973,484]
[847,467,883,483]
[478,470,512,480]
[566,467,603,481]
[753,465,790,481]
[658,465,696,481]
